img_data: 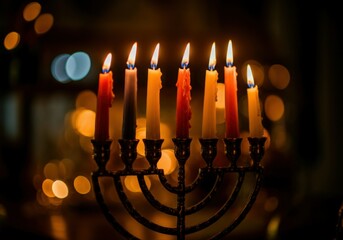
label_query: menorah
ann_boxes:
[91,136,266,240]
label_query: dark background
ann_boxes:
[1,0,343,239]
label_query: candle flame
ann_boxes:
[208,42,216,70]
[247,64,255,88]
[226,40,233,67]
[150,43,160,70]
[102,53,112,73]
[127,42,137,69]
[181,43,190,68]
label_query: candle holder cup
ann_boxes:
[91,136,267,240]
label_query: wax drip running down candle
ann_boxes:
[202,42,218,139]
[94,53,114,141]
[176,43,192,138]
[224,40,240,138]
[146,43,162,140]
[246,64,264,137]
[122,42,138,140]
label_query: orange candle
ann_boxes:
[176,43,192,138]
[246,64,264,137]
[146,43,162,140]
[94,53,114,141]
[224,40,240,138]
[122,42,138,139]
[202,42,218,139]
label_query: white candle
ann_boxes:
[246,64,264,137]
[202,42,218,139]
[122,42,138,140]
[146,43,162,139]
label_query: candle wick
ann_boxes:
[227,62,233,67]
[127,63,134,70]
[151,63,157,70]
[181,62,188,69]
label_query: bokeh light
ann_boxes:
[268,64,290,90]
[66,51,91,81]
[43,162,59,180]
[74,176,91,194]
[271,124,288,150]
[23,2,41,22]
[74,108,96,137]
[51,54,71,83]
[266,215,281,240]
[52,180,69,199]
[136,127,146,156]
[3,32,20,50]
[42,179,55,198]
[124,176,151,193]
[75,90,97,111]
[158,149,177,175]
[264,95,284,121]
[34,13,54,34]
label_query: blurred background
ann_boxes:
[1,0,343,239]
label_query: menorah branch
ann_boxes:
[91,136,267,240]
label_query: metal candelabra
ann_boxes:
[91,136,267,240]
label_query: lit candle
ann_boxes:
[146,43,162,140]
[176,43,192,138]
[224,40,240,138]
[122,42,138,140]
[246,64,264,137]
[202,42,218,139]
[94,53,114,141]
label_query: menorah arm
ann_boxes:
[184,169,208,193]
[157,167,210,194]
[113,174,178,235]
[209,167,264,239]
[185,170,224,215]
[91,172,139,239]
[158,173,180,194]
[137,174,178,216]
[185,171,246,234]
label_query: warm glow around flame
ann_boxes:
[151,43,160,69]
[208,42,216,70]
[181,43,190,68]
[102,53,112,73]
[127,42,137,69]
[226,40,233,66]
[247,64,255,87]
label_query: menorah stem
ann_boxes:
[172,138,192,240]
[177,162,186,240]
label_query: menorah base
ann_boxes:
[91,137,267,240]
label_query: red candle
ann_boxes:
[224,40,240,138]
[176,43,192,138]
[94,53,114,141]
